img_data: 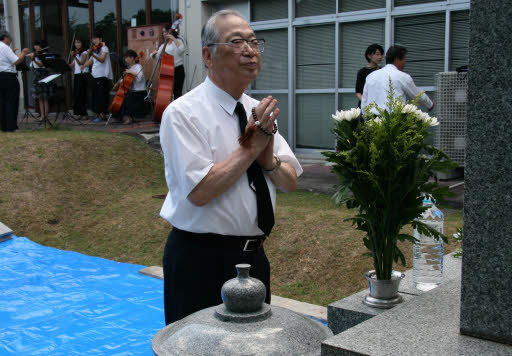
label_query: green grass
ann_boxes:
[0,130,463,306]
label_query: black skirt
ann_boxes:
[31,68,56,99]
[122,90,147,117]
[72,73,88,116]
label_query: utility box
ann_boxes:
[435,71,468,170]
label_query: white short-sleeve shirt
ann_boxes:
[127,63,145,91]
[74,52,89,74]
[91,44,112,79]
[153,38,185,67]
[361,64,433,114]
[0,41,19,73]
[159,77,303,236]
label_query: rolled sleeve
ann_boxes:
[274,132,303,177]
[160,105,214,199]
[7,50,18,65]
[403,74,433,108]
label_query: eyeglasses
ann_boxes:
[207,38,265,53]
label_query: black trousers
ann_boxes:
[163,227,271,325]
[92,76,111,115]
[0,73,20,132]
[72,73,88,116]
[173,65,185,100]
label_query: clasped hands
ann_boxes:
[239,96,279,170]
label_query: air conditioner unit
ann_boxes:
[435,72,467,167]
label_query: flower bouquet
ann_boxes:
[323,87,456,281]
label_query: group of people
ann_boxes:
[356,43,434,113]
[3,9,435,328]
[0,23,186,131]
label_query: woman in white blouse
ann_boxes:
[68,38,89,120]
[150,24,186,99]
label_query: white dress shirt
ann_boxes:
[152,38,185,67]
[160,76,303,236]
[74,52,89,74]
[127,63,145,91]
[0,41,19,73]
[361,64,433,114]
[91,44,113,80]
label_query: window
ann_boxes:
[296,0,335,18]
[338,93,359,111]
[251,0,287,22]
[450,11,469,71]
[339,20,385,88]
[394,13,445,86]
[338,0,386,13]
[68,3,90,47]
[94,0,117,53]
[121,0,146,53]
[253,29,288,90]
[296,25,335,89]
[151,0,173,24]
[296,94,335,149]
[394,0,441,6]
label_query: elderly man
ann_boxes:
[0,31,29,132]
[159,10,302,324]
[361,45,434,114]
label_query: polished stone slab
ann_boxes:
[328,253,461,335]
[461,0,512,344]
[322,278,512,356]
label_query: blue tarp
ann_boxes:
[0,236,164,355]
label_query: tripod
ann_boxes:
[39,55,81,125]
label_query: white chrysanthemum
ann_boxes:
[402,104,418,114]
[415,110,430,122]
[331,108,361,122]
[428,116,439,126]
[373,117,383,124]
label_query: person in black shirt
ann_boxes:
[355,43,384,108]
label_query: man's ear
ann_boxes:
[202,47,212,68]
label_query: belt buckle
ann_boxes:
[243,239,259,252]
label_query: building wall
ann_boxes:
[176,0,471,153]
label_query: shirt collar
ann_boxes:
[386,64,399,71]
[204,76,241,116]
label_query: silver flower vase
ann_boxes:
[363,270,405,309]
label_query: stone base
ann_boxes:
[322,278,512,355]
[327,254,462,335]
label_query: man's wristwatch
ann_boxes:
[263,154,281,172]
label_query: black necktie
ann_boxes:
[235,102,275,236]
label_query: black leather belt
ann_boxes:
[173,228,266,252]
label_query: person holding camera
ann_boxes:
[150,23,186,99]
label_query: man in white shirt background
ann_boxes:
[0,31,29,132]
[361,45,434,114]
[159,9,302,325]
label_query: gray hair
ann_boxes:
[0,30,11,41]
[201,9,245,55]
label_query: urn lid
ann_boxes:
[152,264,332,356]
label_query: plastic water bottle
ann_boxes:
[413,197,444,291]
